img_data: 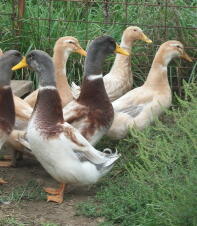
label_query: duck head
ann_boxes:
[12,50,56,87]
[0,50,22,85]
[157,40,192,66]
[123,26,152,44]
[84,35,129,76]
[54,36,87,57]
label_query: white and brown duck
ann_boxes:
[63,36,129,145]
[0,50,23,183]
[71,26,152,101]
[12,50,120,203]
[7,37,87,160]
[107,40,193,139]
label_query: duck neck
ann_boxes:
[109,35,133,77]
[53,46,72,105]
[34,69,64,127]
[0,61,12,86]
[144,51,171,90]
[78,49,110,106]
[0,85,15,134]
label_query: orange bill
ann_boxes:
[115,44,130,56]
[12,57,28,71]
[181,52,192,62]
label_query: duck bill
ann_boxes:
[141,33,152,44]
[75,48,87,56]
[12,57,28,71]
[115,44,130,56]
[180,52,192,62]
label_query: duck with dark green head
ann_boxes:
[12,49,120,203]
[0,50,22,183]
[63,35,129,145]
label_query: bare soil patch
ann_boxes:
[0,148,103,226]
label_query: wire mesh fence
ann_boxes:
[0,0,196,94]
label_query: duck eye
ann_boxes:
[14,52,21,57]
[28,54,34,60]
[133,29,137,32]
[177,45,182,49]
[69,41,73,44]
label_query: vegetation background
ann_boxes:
[0,0,196,225]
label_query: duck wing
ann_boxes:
[113,90,154,118]
[63,100,87,124]
[116,104,145,117]
[62,122,120,165]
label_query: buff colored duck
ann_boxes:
[24,36,87,108]
[107,41,193,139]
[71,26,152,101]
[0,50,22,183]
[62,36,129,146]
[12,50,120,203]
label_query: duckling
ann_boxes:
[12,50,120,203]
[0,50,22,183]
[107,41,193,139]
[24,36,87,108]
[71,26,152,101]
[63,36,129,145]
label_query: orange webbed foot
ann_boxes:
[43,187,61,195]
[47,194,64,204]
[0,161,12,167]
[43,183,66,203]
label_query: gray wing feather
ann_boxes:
[116,104,144,117]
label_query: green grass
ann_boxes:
[0,180,46,203]
[0,0,196,88]
[77,82,197,226]
[0,217,24,226]
[0,217,60,226]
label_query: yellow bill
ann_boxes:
[141,33,152,44]
[181,52,192,62]
[12,57,28,71]
[115,44,130,56]
[75,48,87,56]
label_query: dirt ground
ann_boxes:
[0,148,104,226]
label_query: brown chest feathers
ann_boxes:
[33,88,64,138]
[0,86,15,134]
[68,77,114,141]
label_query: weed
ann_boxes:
[77,82,197,225]
[0,0,196,89]
[0,217,24,226]
[0,180,46,203]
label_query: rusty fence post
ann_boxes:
[17,0,25,35]
[13,0,25,49]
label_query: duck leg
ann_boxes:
[44,183,66,203]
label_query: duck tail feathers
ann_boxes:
[100,149,121,175]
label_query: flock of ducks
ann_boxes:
[0,26,192,203]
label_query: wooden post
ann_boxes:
[17,0,25,33]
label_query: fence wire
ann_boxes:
[0,0,196,94]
